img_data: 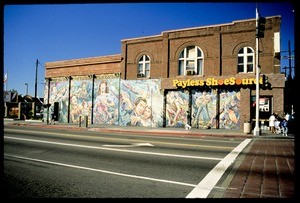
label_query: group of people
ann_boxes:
[269,112,293,136]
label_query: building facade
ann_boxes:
[44,16,284,130]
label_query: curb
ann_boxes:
[6,118,293,139]
[5,121,255,138]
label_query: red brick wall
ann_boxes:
[122,16,282,80]
[45,55,122,78]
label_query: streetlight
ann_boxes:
[253,6,265,136]
[25,83,28,95]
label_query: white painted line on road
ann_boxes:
[186,138,252,198]
[4,128,234,150]
[4,154,197,188]
[5,136,222,161]
[102,143,154,147]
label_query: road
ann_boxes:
[4,125,252,198]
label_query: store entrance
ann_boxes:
[251,96,272,127]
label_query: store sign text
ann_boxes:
[173,77,263,88]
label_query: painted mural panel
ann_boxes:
[119,79,163,127]
[70,78,93,124]
[191,90,217,129]
[93,78,120,125]
[43,82,49,122]
[166,90,189,127]
[47,79,69,123]
[219,90,241,129]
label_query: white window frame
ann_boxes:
[237,47,255,73]
[138,55,150,78]
[178,46,203,76]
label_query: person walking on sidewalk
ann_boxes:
[284,112,291,122]
[281,118,288,136]
[269,113,276,133]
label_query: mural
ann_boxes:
[165,89,240,129]
[47,79,69,123]
[44,75,240,129]
[43,82,49,122]
[191,90,217,129]
[93,78,119,125]
[219,90,241,129]
[70,78,93,124]
[166,90,189,127]
[119,79,163,127]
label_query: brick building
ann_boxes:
[44,15,284,131]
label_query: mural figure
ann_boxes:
[219,91,241,129]
[73,81,90,99]
[120,79,163,127]
[193,90,213,128]
[49,82,69,123]
[166,91,189,127]
[70,95,83,123]
[140,106,154,127]
[69,79,93,124]
[93,80,117,124]
[125,96,148,126]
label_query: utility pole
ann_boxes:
[25,83,28,95]
[34,59,38,119]
[288,40,292,79]
[253,6,265,136]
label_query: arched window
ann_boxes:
[137,55,150,78]
[178,46,203,76]
[237,47,254,73]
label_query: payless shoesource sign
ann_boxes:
[173,76,265,88]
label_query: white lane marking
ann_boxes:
[186,138,252,198]
[4,128,239,149]
[4,154,196,188]
[4,136,222,161]
[102,143,154,147]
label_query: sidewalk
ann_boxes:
[222,136,295,198]
[3,118,260,138]
[4,119,296,198]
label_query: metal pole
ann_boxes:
[288,40,292,79]
[34,59,38,119]
[117,73,121,126]
[47,78,51,125]
[253,7,260,136]
[25,83,28,95]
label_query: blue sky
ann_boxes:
[3,2,295,97]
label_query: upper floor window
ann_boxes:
[178,46,203,76]
[137,55,150,78]
[237,47,254,73]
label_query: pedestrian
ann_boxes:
[185,123,191,130]
[281,118,288,136]
[284,112,291,122]
[274,119,281,134]
[269,113,276,133]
